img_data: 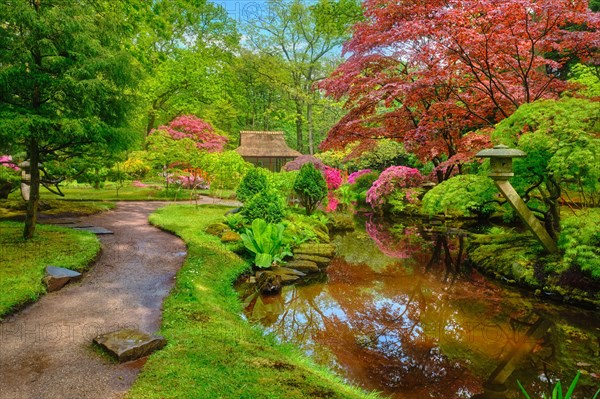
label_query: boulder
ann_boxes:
[285,260,319,273]
[293,254,331,268]
[204,223,230,237]
[257,272,282,295]
[221,231,242,243]
[43,266,82,292]
[93,329,167,363]
[293,243,336,259]
[326,213,355,232]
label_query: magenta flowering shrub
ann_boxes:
[366,166,424,209]
[170,174,210,190]
[347,169,371,184]
[152,115,227,152]
[325,192,339,212]
[0,155,19,171]
[324,166,343,190]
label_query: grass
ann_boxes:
[128,204,378,399]
[0,198,115,220]
[0,221,100,318]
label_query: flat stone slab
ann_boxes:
[293,243,336,258]
[285,260,320,273]
[293,254,331,268]
[43,266,82,292]
[93,329,166,363]
[73,226,113,235]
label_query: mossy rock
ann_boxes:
[204,223,230,237]
[293,243,336,258]
[284,214,330,243]
[293,254,331,268]
[285,260,320,273]
[326,213,355,232]
[221,231,242,243]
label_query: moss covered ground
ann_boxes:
[128,204,378,399]
[0,222,100,318]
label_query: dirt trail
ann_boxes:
[0,199,234,399]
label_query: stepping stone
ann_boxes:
[293,254,331,268]
[285,260,320,273]
[93,329,167,363]
[293,243,336,259]
[43,266,82,292]
[73,226,113,235]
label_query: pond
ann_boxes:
[237,218,600,398]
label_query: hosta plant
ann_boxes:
[241,218,291,268]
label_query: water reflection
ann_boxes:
[238,218,600,398]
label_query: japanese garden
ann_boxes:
[0,0,599,398]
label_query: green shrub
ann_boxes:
[349,171,379,206]
[236,168,269,203]
[268,170,299,202]
[241,188,287,223]
[558,209,600,280]
[421,174,499,218]
[241,218,290,268]
[203,151,253,190]
[293,163,328,215]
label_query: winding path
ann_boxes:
[0,200,232,399]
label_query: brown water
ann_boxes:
[238,218,600,398]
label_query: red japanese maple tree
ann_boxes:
[153,115,227,152]
[320,0,598,181]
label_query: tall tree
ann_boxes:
[246,0,361,154]
[133,0,239,137]
[0,0,139,238]
[320,0,597,180]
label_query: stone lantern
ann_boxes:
[475,144,526,180]
[19,160,31,201]
[476,145,557,254]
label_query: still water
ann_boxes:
[238,218,599,398]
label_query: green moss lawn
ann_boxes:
[0,222,100,317]
[128,204,377,399]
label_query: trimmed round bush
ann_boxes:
[236,168,269,203]
[293,163,328,215]
[241,189,287,223]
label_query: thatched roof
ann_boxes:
[236,131,302,158]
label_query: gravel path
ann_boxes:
[0,199,234,399]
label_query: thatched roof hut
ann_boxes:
[235,131,302,172]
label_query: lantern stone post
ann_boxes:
[476,145,558,254]
[19,160,31,201]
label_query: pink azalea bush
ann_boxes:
[325,192,339,212]
[347,169,371,184]
[324,166,343,190]
[366,166,424,209]
[168,174,210,190]
[152,115,227,152]
[0,155,19,171]
[132,180,149,188]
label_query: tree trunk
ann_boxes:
[23,139,40,239]
[307,100,314,155]
[295,98,303,153]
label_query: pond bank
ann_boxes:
[128,204,376,399]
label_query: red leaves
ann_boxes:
[320,0,596,175]
[152,115,227,153]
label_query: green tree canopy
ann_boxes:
[0,0,140,238]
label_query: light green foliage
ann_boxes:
[347,140,417,171]
[241,189,287,223]
[121,153,152,179]
[569,64,600,98]
[241,218,290,268]
[493,98,600,207]
[558,209,600,280]
[316,144,355,169]
[0,166,20,199]
[294,163,328,215]
[236,168,269,203]
[268,170,299,202]
[422,175,499,217]
[388,188,424,215]
[224,212,246,232]
[201,151,252,190]
[0,222,100,317]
